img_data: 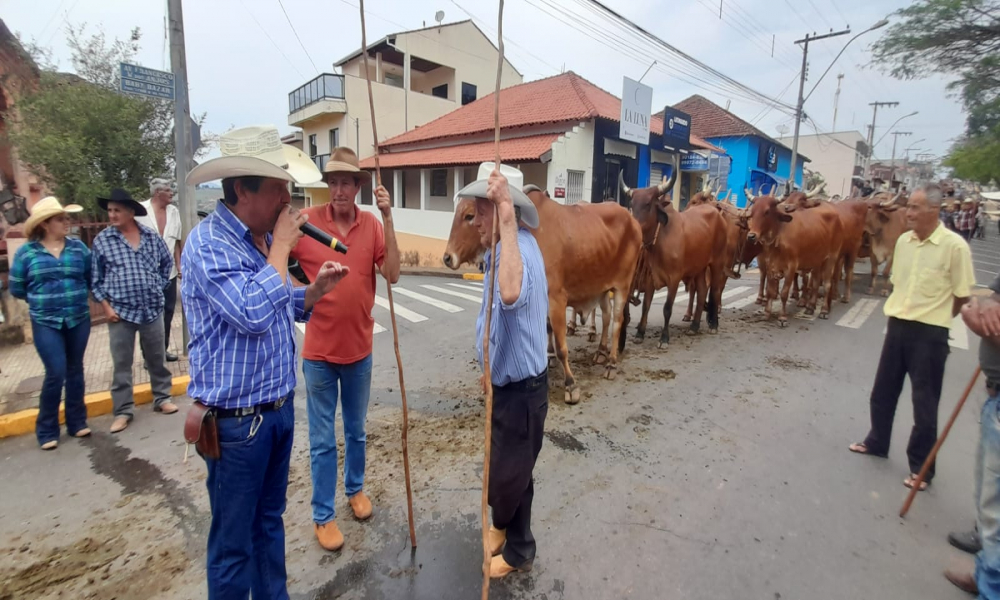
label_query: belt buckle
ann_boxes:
[275,396,286,408]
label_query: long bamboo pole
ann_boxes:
[358,0,416,549]
[481,2,505,597]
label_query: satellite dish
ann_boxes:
[776,123,790,136]
[435,10,445,24]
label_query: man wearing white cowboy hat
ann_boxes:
[460,162,548,578]
[289,146,400,552]
[91,188,176,433]
[181,125,349,600]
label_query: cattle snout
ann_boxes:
[746,232,757,243]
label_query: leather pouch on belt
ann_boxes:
[184,401,220,460]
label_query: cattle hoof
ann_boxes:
[840,296,849,304]
[657,340,669,349]
[819,312,829,320]
[790,293,800,300]
[588,332,597,343]
[755,298,766,305]
[604,366,618,381]
[593,352,608,365]
[708,327,718,335]
[681,315,692,322]
[804,308,815,316]
[565,388,581,405]
[566,328,576,337]
[880,290,889,298]
[685,329,698,337]
[633,335,645,344]
[778,320,788,328]
[866,287,875,295]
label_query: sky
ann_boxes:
[3,0,966,165]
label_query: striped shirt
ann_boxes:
[91,224,172,324]
[9,238,92,329]
[476,228,549,386]
[180,201,311,409]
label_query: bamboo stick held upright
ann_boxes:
[481,2,505,598]
[358,0,416,550]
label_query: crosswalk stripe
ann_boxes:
[420,284,482,303]
[447,282,485,292]
[653,290,668,300]
[721,286,751,300]
[374,322,387,334]
[373,295,427,323]
[727,295,759,310]
[392,287,464,313]
[836,298,880,329]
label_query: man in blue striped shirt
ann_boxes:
[462,163,549,579]
[182,125,348,600]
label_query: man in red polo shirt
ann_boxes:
[290,147,400,552]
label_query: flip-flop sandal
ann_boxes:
[904,475,930,491]
[848,442,887,457]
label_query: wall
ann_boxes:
[519,163,548,189]
[411,66,457,100]
[777,132,865,197]
[711,135,806,207]
[357,204,454,243]
[546,122,595,204]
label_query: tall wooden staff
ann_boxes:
[481,2,505,597]
[358,0,416,549]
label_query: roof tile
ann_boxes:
[358,134,562,169]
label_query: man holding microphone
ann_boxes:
[181,126,349,600]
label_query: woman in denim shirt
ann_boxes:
[9,197,92,449]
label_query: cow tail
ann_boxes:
[618,294,630,353]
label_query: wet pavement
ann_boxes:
[0,266,994,599]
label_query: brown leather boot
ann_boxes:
[944,566,978,595]
[489,555,531,579]
[349,491,373,520]
[314,521,344,551]
[489,526,506,556]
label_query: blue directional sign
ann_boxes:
[119,63,175,101]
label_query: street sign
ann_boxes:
[661,106,691,150]
[680,152,710,171]
[619,76,652,145]
[119,63,175,101]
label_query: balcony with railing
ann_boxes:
[312,154,330,171]
[288,74,346,126]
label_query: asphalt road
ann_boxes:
[1,237,996,600]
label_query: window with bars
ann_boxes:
[567,170,585,205]
[430,169,448,197]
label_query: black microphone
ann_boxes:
[301,222,348,254]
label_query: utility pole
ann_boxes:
[889,130,911,185]
[789,28,851,193]
[864,101,899,180]
[832,73,843,130]
[168,0,195,352]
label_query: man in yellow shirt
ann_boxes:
[849,184,975,490]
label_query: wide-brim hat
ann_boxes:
[98,188,147,216]
[454,162,539,229]
[186,125,324,187]
[323,147,372,183]
[24,196,83,237]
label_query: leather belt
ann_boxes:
[213,396,287,419]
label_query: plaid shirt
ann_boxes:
[91,224,172,324]
[9,238,92,329]
[180,201,311,409]
[955,208,976,232]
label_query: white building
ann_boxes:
[777,131,868,197]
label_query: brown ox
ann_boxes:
[862,190,909,296]
[442,187,641,404]
[745,193,844,325]
[620,169,728,348]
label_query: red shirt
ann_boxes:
[291,204,385,364]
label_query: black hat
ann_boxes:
[98,188,147,216]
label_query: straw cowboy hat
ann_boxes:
[323,147,372,183]
[24,196,83,237]
[455,162,539,229]
[186,125,324,186]
[98,188,147,216]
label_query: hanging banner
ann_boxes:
[662,106,691,151]
[619,76,652,145]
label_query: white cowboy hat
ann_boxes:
[454,162,539,229]
[24,196,83,237]
[186,125,324,186]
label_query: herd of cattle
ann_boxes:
[441,163,909,404]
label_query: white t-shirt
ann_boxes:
[138,199,182,279]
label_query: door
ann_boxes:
[604,158,622,207]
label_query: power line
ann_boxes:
[235,0,306,79]
[37,0,69,41]
[44,0,82,45]
[694,0,801,71]
[276,0,320,73]
[449,0,562,75]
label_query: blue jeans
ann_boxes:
[303,355,373,524]
[977,392,1000,599]
[31,319,90,445]
[204,394,294,600]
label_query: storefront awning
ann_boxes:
[358,134,562,170]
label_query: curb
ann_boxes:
[399,268,479,280]
[0,375,190,439]
[462,273,485,281]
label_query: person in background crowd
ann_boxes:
[942,202,958,233]
[956,198,977,242]
[9,197,92,450]
[138,178,182,361]
[849,184,974,490]
[977,203,988,240]
[182,125,349,599]
[462,163,549,578]
[943,285,1000,597]
[290,147,400,552]
[91,188,176,433]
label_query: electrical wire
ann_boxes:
[449,0,562,75]
[276,0,320,74]
[236,0,306,79]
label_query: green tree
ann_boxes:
[872,0,1000,183]
[5,26,202,215]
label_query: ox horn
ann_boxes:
[702,177,712,193]
[745,186,757,204]
[658,162,678,195]
[880,190,904,208]
[806,182,826,199]
[618,170,633,198]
